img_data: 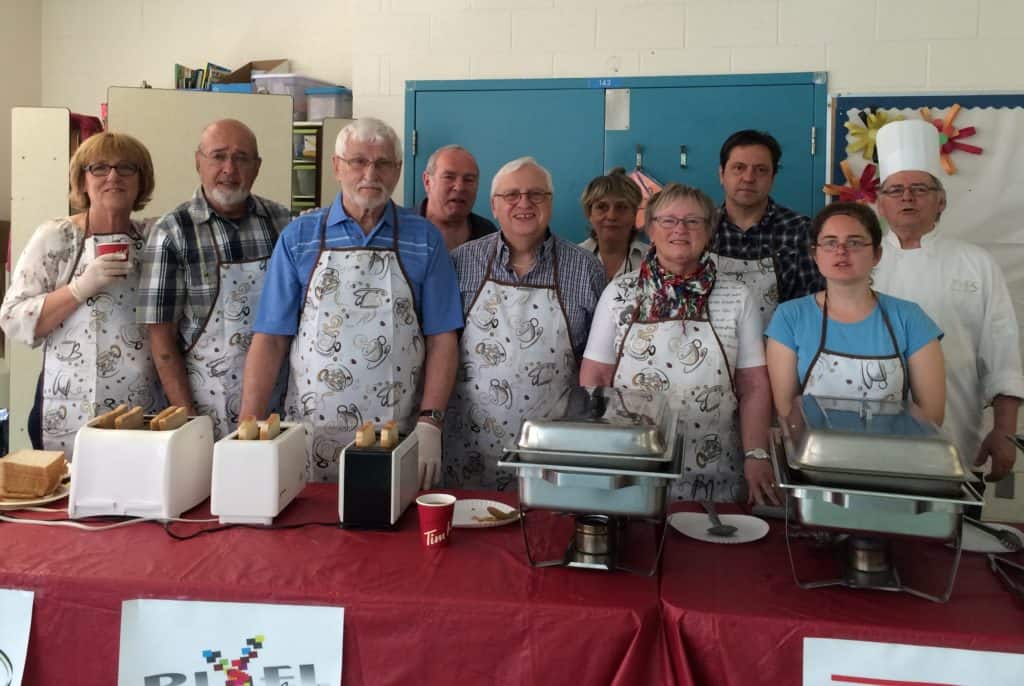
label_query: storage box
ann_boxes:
[211,82,253,94]
[211,422,307,525]
[306,86,353,121]
[253,73,333,119]
[219,59,290,84]
[69,415,214,520]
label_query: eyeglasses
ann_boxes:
[85,162,139,177]
[339,157,399,173]
[814,238,874,252]
[494,190,552,205]
[651,215,708,231]
[879,183,940,198]
[198,150,259,167]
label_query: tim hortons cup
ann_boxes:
[416,493,456,548]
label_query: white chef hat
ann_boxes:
[876,120,942,182]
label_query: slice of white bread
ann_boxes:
[355,421,376,448]
[259,413,281,441]
[0,450,65,497]
[95,404,130,429]
[154,406,187,431]
[150,406,178,429]
[114,406,144,430]
[380,420,399,449]
[237,416,260,440]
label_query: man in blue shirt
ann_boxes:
[240,118,462,487]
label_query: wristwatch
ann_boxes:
[418,409,446,425]
[744,448,770,461]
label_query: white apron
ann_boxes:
[711,252,779,332]
[612,282,745,503]
[42,225,161,457]
[284,207,424,482]
[800,294,908,402]
[444,242,577,491]
[184,229,284,441]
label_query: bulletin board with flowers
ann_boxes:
[831,94,1024,354]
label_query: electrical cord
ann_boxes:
[161,519,341,541]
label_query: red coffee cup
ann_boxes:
[96,242,130,260]
[416,493,455,548]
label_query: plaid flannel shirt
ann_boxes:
[135,186,291,348]
[710,199,824,303]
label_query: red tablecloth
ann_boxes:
[0,486,670,686]
[660,502,1024,686]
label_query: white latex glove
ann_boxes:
[68,253,132,302]
[416,420,442,490]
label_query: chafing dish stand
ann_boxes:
[772,428,982,603]
[498,450,683,576]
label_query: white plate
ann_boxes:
[669,512,770,544]
[453,499,520,528]
[961,521,1024,553]
[0,483,70,510]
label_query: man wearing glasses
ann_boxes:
[137,119,291,439]
[418,144,497,251]
[872,119,1024,483]
[711,129,824,331]
[239,118,462,489]
[443,157,606,490]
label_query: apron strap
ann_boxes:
[874,292,910,401]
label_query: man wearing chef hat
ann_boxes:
[872,119,1024,481]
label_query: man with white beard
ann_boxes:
[137,119,291,439]
[239,118,462,487]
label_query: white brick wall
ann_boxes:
[26,0,1024,209]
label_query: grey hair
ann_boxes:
[644,182,718,243]
[424,144,476,176]
[335,118,402,161]
[490,156,553,197]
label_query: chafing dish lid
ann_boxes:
[784,395,966,480]
[515,386,671,457]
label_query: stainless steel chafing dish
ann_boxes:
[772,395,983,603]
[782,395,971,497]
[513,386,677,472]
[498,387,684,574]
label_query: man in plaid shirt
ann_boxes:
[136,119,291,437]
[711,130,824,330]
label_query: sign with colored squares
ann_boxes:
[202,636,264,686]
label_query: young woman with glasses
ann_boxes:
[764,201,946,424]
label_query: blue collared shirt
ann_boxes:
[254,194,464,337]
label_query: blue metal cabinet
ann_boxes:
[408,86,606,240]
[406,73,827,244]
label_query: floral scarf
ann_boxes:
[636,247,717,323]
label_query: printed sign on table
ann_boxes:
[118,599,344,686]
[804,637,1024,686]
[0,589,34,686]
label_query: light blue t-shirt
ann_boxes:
[765,292,943,381]
[253,194,464,337]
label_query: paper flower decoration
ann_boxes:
[845,109,903,162]
[920,104,982,175]
[823,160,879,204]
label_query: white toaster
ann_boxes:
[211,422,307,525]
[69,415,214,520]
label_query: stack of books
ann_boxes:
[174,62,231,90]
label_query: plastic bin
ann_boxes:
[211,82,253,93]
[252,73,333,119]
[306,86,353,121]
[293,166,316,197]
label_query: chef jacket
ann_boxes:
[872,229,1024,464]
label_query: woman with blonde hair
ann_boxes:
[1,132,161,456]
